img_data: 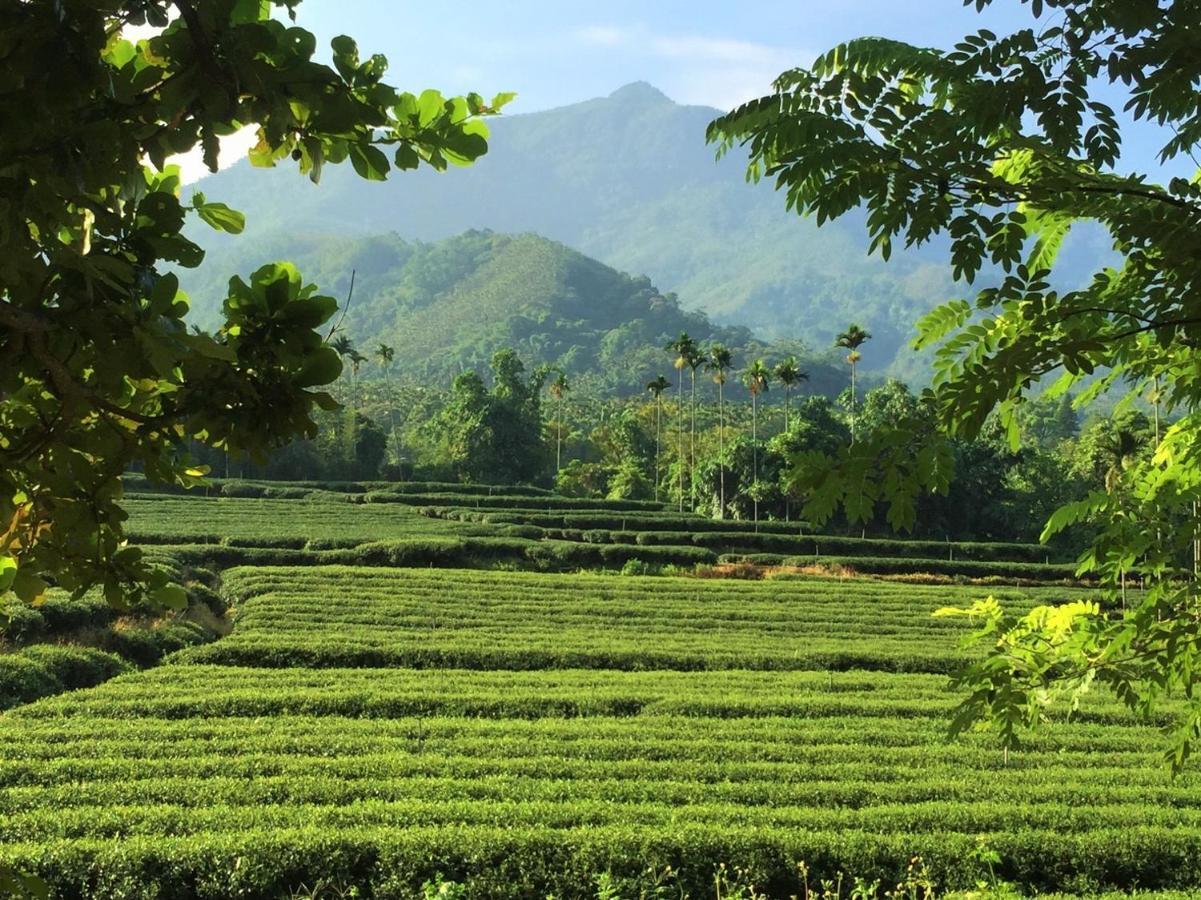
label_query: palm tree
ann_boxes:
[1100,426,1144,495]
[773,357,808,432]
[835,323,871,442]
[1099,423,1146,606]
[685,343,705,509]
[706,344,733,518]
[348,349,367,401]
[548,370,570,473]
[330,334,354,381]
[743,359,771,523]
[375,343,397,464]
[666,333,697,512]
[646,375,670,502]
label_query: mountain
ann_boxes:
[187,229,847,396]
[186,82,963,377]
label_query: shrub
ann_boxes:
[20,645,132,690]
[0,654,59,709]
[0,604,46,645]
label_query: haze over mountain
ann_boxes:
[186,81,1107,380]
[187,229,847,397]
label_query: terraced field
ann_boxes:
[124,480,1079,582]
[0,483,1180,897]
[180,567,1055,673]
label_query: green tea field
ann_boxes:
[0,485,1190,898]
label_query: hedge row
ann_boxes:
[431,507,808,534]
[645,531,1057,563]
[366,493,667,512]
[1,595,114,645]
[162,537,718,572]
[723,553,1079,581]
[0,646,130,711]
[8,824,1197,899]
[123,475,553,499]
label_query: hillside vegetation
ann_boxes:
[185,83,981,378]
[182,230,845,395]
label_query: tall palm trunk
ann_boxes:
[689,368,697,511]
[717,380,725,519]
[556,395,563,472]
[784,385,791,432]
[849,360,857,443]
[654,396,662,502]
[677,368,685,512]
[752,391,759,525]
[386,371,398,466]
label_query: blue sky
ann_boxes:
[281,0,1187,180]
[292,0,1034,114]
[160,1,1188,180]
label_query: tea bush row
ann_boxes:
[0,666,1197,896]
[178,566,1040,673]
[0,646,130,711]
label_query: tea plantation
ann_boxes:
[0,482,1193,898]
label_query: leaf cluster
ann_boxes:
[0,1,506,607]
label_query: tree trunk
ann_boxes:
[752,392,759,525]
[689,368,697,512]
[386,370,398,468]
[850,361,857,444]
[677,369,685,513]
[654,397,661,502]
[556,396,562,473]
[718,380,725,519]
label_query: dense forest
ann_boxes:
[189,339,1155,551]
[182,229,847,395]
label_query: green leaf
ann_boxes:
[195,202,246,234]
[295,346,343,387]
[417,89,445,127]
[12,569,47,604]
[0,555,17,592]
[231,0,269,23]
[282,294,338,328]
[348,143,389,181]
[150,584,188,611]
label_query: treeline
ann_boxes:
[186,343,1161,548]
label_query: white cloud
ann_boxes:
[575,25,631,47]
[649,35,790,67]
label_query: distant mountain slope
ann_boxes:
[187,82,961,376]
[187,229,847,396]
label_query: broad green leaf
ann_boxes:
[150,584,188,611]
[348,143,389,181]
[195,202,246,234]
[295,346,343,387]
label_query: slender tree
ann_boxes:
[773,357,808,432]
[665,333,697,512]
[743,359,771,523]
[835,324,871,442]
[706,344,734,519]
[346,349,368,466]
[330,334,354,379]
[646,375,671,502]
[685,343,705,510]
[375,343,397,465]
[348,350,367,409]
[548,370,570,473]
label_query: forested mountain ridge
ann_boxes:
[185,229,847,395]
[186,82,966,377]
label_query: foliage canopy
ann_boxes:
[0,0,507,608]
[708,0,1201,766]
